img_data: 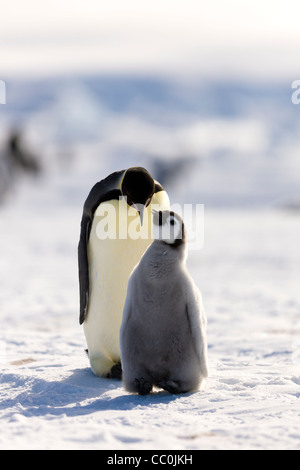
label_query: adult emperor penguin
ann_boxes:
[120,210,208,395]
[78,167,170,378]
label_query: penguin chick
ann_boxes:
[120,210,208,395]
[78,167,169,378]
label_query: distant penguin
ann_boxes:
[78,167,170,378]
[120,210,208,395]
[7,131,40,174]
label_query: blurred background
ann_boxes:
[1,0,300,210]
[1,3,300,450]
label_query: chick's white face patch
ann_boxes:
[152,211,183,244]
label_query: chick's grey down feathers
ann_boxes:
[120,212,208,395]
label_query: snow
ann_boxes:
[1,76,300,450]
[1,178,299,450]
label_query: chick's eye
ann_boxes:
[170,218,175,226]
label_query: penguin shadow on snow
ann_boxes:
[57,368,188,414]
[0,367,184,418]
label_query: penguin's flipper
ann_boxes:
[78,216,91,325]
[78,170,125,325]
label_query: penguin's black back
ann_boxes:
[78,170,125,324]
[78,168,166,325]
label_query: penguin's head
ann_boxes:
[121,167,155,224]
[152,210,185,248]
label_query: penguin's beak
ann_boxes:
[138,205,145,226]
[132,203,145,226]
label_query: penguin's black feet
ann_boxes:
[157,380,182,394]
[109,362,123,379]
[134,377,152,395]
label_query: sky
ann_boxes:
[1,0,300,80]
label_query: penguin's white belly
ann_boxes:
[83,196,169,377]
[84,235,149,362]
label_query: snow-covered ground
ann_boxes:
[0,172,299,450]
[1,74,300,450]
